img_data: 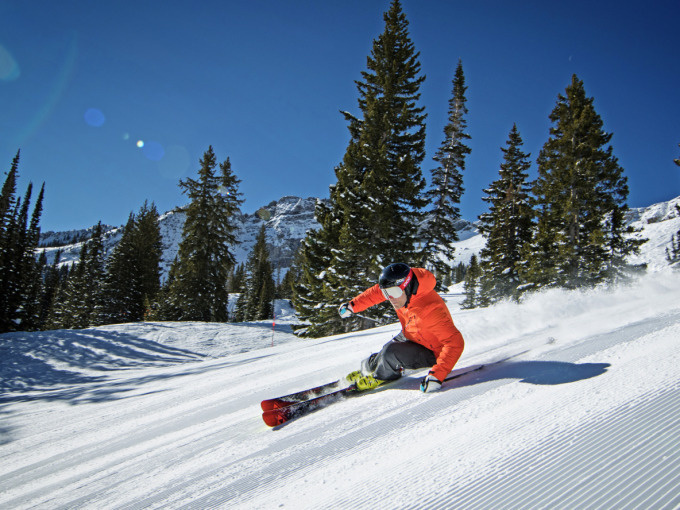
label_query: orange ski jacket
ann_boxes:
[349,268,464,382]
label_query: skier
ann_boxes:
[338,263,465,393]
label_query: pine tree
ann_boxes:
[0,156,21,332]
[454,261,467,284]
[228,263,246,293]
[356,0,427,261]
[234,225,275,321]
[291,199,343,336]
[522,75,641,290]
[278,245,302,300]
[0,152,46,332]
[17,183,45,330]
[165,147,243,321]
[127,202,162,321]
[100,214,137,324]
[48,224,106,329]
[296,0,427,336]
[461,254,481,309]
[422,59,470,286]
[75,223,106,328]
[667,205,680,264]
[99,203,161,325]
[148,257,181,321]
[38,250,64,329]
[478,124,533,302]
[0,151,19,237]
[0,184,31,331]
[47,255,78,330]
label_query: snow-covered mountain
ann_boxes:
[38,196,324,277]
[154,196,323,277]
[38,195,481,279]
[2,195,679,509]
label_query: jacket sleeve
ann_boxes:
[349,284,386,313]
[428,317,465,382]
[411,269,464,381]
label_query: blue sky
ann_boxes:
[1,0,678,232]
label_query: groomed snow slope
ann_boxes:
[1,270,679,509]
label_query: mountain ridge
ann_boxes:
[37,194,680,277]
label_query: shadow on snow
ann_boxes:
[396,359,611,392]
[0,328,274,407]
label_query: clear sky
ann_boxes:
[1,0,678,232]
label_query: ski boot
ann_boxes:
[345,370,384,391]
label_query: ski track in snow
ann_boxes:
[1,271,680,509]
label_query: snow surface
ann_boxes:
[2,196,680,509]
[1,269,680,509]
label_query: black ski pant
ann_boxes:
[364,338,437,381]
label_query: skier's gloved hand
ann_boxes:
[420,372,442,393]
[338,302,354,319]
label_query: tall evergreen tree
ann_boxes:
[0,155,21,332]
[291,199,343,336]
[521,75,641,290]
[296,0,427,336]
[102,214,140,324]
[134,202,163,312]
[278,244,302,300]
[48,223,106,329]
[478,124,533,302]
[234,224,275,322]
[461,254,481,309]
[422,59,470,286]
[99,202,162,324]
[47,252,81,330]
[165,146,243,321]
[228,263,246,293]
[38,250,64,329]
[0,184,32,331]
[0,151,19,237]
[75,223,106,328]
[0,152,46,332]
[17,183,45,330]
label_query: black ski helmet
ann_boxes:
[379,263,419,299]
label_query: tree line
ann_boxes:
[0,145,280,333]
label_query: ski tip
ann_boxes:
[261,398,289,412]
[262,409,287,428]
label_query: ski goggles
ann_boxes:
[381,286,405,299]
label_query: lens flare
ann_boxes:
[84,108,105,127]
[142,141,165,161]
[137,140,144,148]
[157,144,191,178]
[0,44,20,81]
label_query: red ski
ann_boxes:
[262,384,359,427]
[260,379,347,411]
[261,350,529,428]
